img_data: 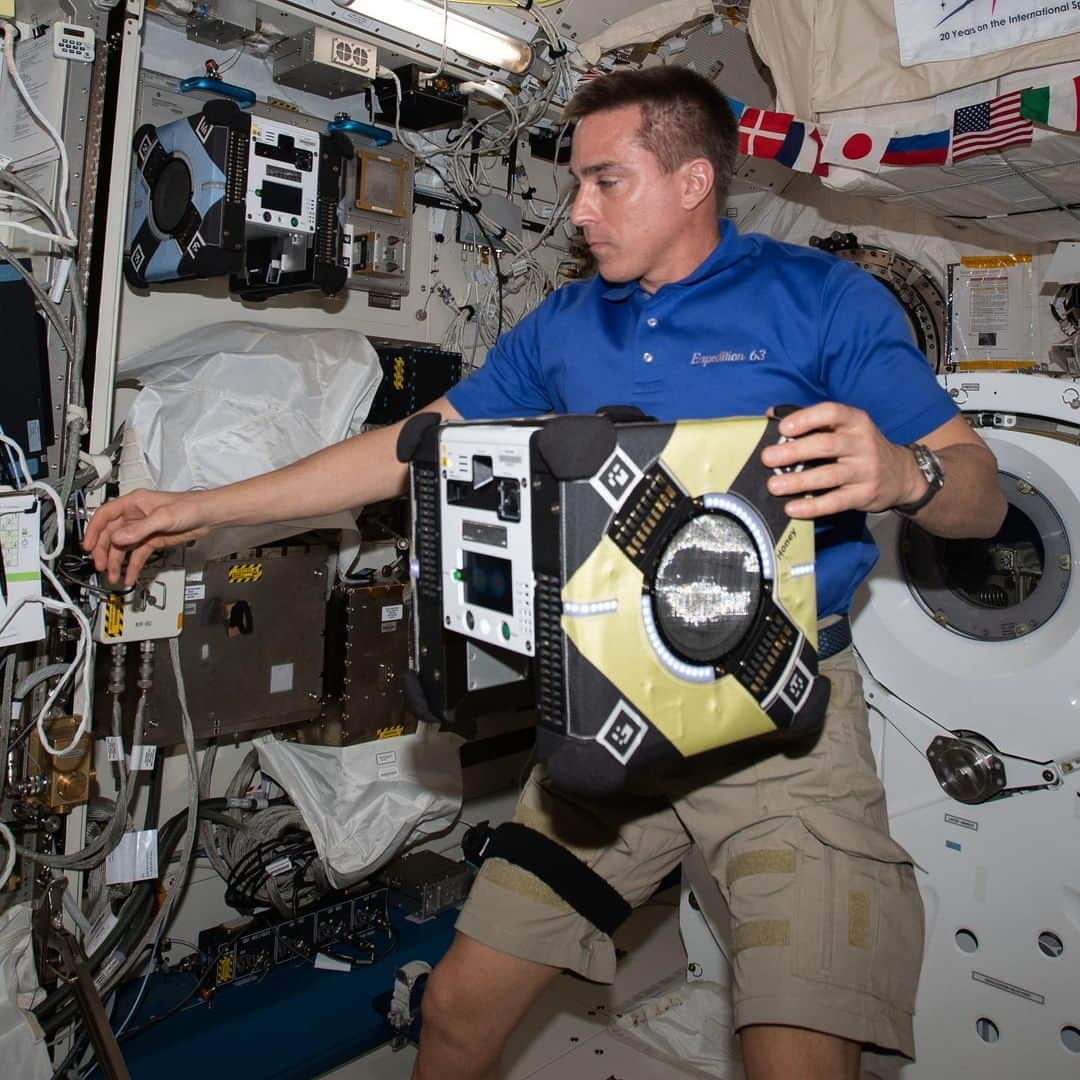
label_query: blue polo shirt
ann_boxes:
[447,220,957,615]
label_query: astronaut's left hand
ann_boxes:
[760,401,918,519]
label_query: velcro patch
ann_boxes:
[726,848,796,888]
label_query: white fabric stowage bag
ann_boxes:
[254,724,464,889]
[120,322,383,559]
[0,905,51,1080]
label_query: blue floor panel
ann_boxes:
[101,908,457,1080]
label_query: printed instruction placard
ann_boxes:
[948,255,1037,370]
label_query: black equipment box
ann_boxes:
[528,127,573,164]
[0,266,53,482]
[381,851,474,920]
[375,65,466,131]
[198,885,389,988]
[365,342,463,426]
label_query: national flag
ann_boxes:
[725,96,747,122]
[1020,77,1080,133]
[797,125,829,176]
[821,122,893,172]
[774,121,829,176]
[737,108,793,159]
[881,127,951,167]
[951,90,1032,162]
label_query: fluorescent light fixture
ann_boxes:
[335,0,533,73]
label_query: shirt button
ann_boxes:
[643,352,653,363]
[646,317,658,328]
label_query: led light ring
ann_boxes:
[640,601,716,683]
[701,493,776,581]
[562,599,618,618]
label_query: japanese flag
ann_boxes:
[821,122,894,172]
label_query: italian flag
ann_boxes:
[1020,77,1080,133]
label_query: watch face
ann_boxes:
[914,444,944,488]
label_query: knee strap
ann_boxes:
[484,822,632,937]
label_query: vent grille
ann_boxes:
[315,183,338,265]
[225,128,248,209]
[330,37,375,75]
[534,573,565,731]
[413,466,440,600]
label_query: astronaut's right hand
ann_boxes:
[82,488,213,587]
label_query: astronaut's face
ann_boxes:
[569,104,709,293]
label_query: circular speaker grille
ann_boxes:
[150,157,193,237]
[652,513,763,662]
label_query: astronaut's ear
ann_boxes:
[681,156,715,211]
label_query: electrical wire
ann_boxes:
[0,242,76,372]
[15,699,133,869]
[0,230,89,545]
[315,924,399,968]
[0,22,75,240]
[431,0,449,79]
[55,553,137,599]
[13,662,72,701]
[0,20,77,305]
[0,572,93,761]
[0,820,16,889]
[115,965,213,1043]
[0,219,77,247]
[113,903,170,1037]
[0,167,67,236]
[0,109,92,526]
[371,0,575,346]
[0,653,15,796]
[109,638,201,1014]
[0,433,66,560]
[35,801,231,1037]
[223,825,322,915]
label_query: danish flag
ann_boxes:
[737,108,793,159]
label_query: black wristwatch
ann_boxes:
[893,442,944,516]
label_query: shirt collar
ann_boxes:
[599,219,751,302]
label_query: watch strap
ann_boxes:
[893,442,944,516]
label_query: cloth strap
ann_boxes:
[818,614,852,660]
[485,822,632,937]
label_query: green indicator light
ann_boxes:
[255,188,262,197]
[291,217,299,227]
[453,570,463,581]
[502,623,511,640]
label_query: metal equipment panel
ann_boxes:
[135,543,330,744]
[300,581,414,746]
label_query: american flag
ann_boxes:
[951,90,1033,163]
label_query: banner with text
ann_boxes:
[893,1,1080,65]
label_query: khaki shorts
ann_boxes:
[455,647,924,1057]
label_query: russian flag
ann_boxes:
[881,129,950,167]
